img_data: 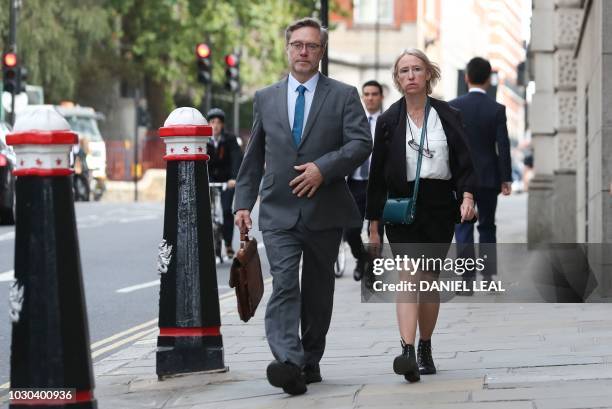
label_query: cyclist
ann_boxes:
[206,108,243,258]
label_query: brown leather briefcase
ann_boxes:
[228,233,264,322]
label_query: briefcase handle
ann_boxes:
[240,232,250,249]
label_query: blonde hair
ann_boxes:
[392,48,441,95]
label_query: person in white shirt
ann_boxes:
[366,48,477,383]
[344,80,384,281]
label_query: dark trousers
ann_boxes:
[454,188,498,276]
[343,179,383,262]
[221,188,235,247]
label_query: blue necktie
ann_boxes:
[292,85,307,147]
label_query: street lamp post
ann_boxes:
[321,0,329,76]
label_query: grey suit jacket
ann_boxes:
[233,74,372,231]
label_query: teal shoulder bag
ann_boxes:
[382,99,431,225]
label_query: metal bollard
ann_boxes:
[156,107,227,379]
[7,107,97,408]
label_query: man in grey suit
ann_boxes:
[234,17,372,395]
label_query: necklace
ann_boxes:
[407,110,425,128]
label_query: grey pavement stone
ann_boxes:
[535,395,612,409]
[473,379,612,401]
[97,390,175,409]
[356,401,534,409]
[485,364,612,388]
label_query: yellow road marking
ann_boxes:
[91,327,159,359]
[90,318,158,350]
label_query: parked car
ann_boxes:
[0,121,16,225]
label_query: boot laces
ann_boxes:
[418,341,433,366]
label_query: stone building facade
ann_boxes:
[528,0,612,245]
[528,0,582,243]
[574,0,612,244]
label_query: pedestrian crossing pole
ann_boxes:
[7,107,97,408]
[156,107,227,379]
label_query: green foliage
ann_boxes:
[0,0,111,103]
[0,0,342,123]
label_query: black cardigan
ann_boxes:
[365,96,477,220]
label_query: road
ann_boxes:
[0,200,268,387]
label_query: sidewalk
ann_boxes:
[94,194,612,409]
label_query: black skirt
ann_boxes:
[385,178,458,244]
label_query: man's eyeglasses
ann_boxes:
[289,42,322,52]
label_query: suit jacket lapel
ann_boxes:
[275,77,293,141]
[299,74,331,148]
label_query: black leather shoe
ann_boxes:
[354,255,368,281]
[304,364,322,384]
[353,265,363,281]
[417,339,437,375]
[266,360,307,395]
[392,340,420,383]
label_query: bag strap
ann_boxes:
[410,98,431,206]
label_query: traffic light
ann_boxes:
[196,43,212,85]
[224,53,240,93]
[3,52,19,93]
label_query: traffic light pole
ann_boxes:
[205,84,212,114]
[134,87,140,202]
[321,0,328,77]
[232,92,239,138]
[8,0,18,126]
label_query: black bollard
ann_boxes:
[156,107,227,379]
[7,108,97,408]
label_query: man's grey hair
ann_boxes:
[285,17,328,49]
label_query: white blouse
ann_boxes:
[405,107,452,182]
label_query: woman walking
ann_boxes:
[366,49,477,382]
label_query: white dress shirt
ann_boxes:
[287,72,319,136]
[468,87,487,94]
[405,107,452,182]
[351,110,380,180]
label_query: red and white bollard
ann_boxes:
[156,107,227,378]
[7,107,97,408]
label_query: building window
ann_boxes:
[354,0,394,25]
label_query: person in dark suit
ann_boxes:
[366,49,477,383]
[206,108,243,258]
[234,18,371,395]
[344,80,384,281]
[449,57,512,279]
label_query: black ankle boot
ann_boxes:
[393,340,420,383]
[417,339,437,375]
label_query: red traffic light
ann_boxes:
[225,54,238,67]
[3,52,17,67]
[196,43,211,59]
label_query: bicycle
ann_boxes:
[334,238,347,278]
[209,182,228,264]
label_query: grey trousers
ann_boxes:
[262,218,342,368]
